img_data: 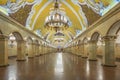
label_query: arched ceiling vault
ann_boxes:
[0,0,119,47]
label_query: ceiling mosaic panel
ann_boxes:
[0,0,119,47]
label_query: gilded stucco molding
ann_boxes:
[71,3,120,43]
[0,11,47,42]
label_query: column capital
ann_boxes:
[102,35,117,41]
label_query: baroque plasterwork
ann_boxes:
[0,0,119,45]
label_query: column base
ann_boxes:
[0,64,9,67]
[88,59,97,61]
[101,64,117,67]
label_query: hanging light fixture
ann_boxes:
[44,0,71,32]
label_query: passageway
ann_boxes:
[0,53,120,80]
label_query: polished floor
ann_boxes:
[0,53,120,80]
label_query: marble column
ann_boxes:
[70,47,72,53]
[17,40,26,61]
[0,35,9,66]
[35,44,40,57]
[39,45,42,56]
[28,43,34,58]
[88,40,97,61]
[42,45,45,55]
[77,45,81,57]
[78,44,82,56]
[80,43,83,57]
[76,45,79,56]
[102,35,116,67]
[33,43,37,56]
[82,43,88,58]
[44,46,46,54]
[39,45,41,56]
[75,45,78,55]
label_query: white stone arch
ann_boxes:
[12,32,23,41]
[90,32,101,41]
[106,20,120,61]
[82,37,88,43]
[8,31,26,61]
[25,36,33,56]
[26,36,33,43]
[78,39,81,45]
[107,20,120,35]
[34,39,39,44]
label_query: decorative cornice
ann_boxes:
[73,3,120,42]
[0,11,48,43]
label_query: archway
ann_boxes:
[26,37,34,58]
[34,40,40,56]
[107,20,120,60]
[82,37,88,58]
[88,32,101,61]
[39,41,42,56]
[91,32,100,41]
[76,40,81,56]
[107,20,120,35]
[8,32,26,61]
[0,30,9,66]
[8,34,17,57]
[102,20,120,66]
[115,30,120,61]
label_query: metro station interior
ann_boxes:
[0,0,120,80]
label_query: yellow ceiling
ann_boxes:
[0,0,116,46]
[29,0,87,43]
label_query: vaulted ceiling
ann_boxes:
[0,0,119,47]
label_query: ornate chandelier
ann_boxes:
[44,0,71,32]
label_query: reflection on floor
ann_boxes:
[0,53,120,80]
[55,53,63,73]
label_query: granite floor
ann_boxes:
[0,52,120,80]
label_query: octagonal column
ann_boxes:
[78,44,82,56]
[82,43,88,58]
[17,40,26,61]
[33,43,37,56]
[41,45,44,54]
[0,35,9,66]
[39,45,41,55]
[35,44,40,57]
[88,40,97,61]
[80,43,84,57]
[76,45,80,56]
[28,43,34,58]
[102,35,116,67]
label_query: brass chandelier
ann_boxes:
[44,0,71,32]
